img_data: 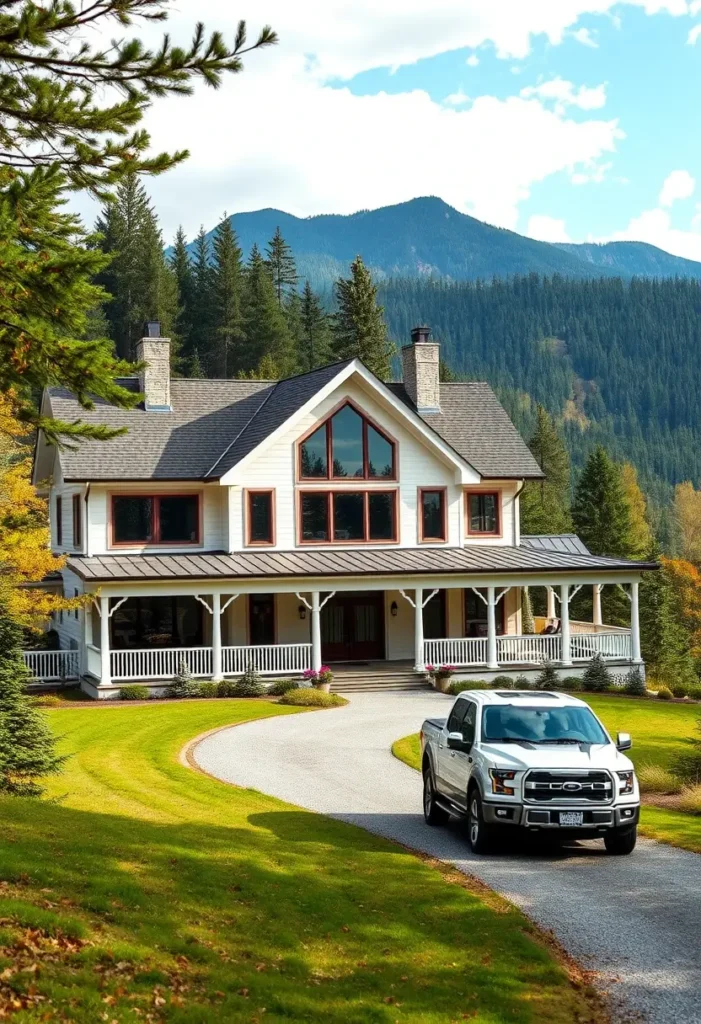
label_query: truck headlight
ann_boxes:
[617,770,634,795]
[490,769,517,795]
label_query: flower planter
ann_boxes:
[435,675,452,693]
[314,681,331,694]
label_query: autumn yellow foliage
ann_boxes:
[0,392,79,628]
[674,481,701,565]
[662,557,701,663]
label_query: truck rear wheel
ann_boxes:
[467,789,492,854]
[423,767,450,826]
[604,825,637,855]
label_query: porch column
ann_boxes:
[546,586,556,621]
[212,592,223,681]
[311,591,322,671]
[560,583,572,667]
[414,587,424,672]
[630,582,642,663]
[592,584,603,627]
[486,586,498,670]
[100,595,111,686]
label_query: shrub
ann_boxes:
[119,684,150,701]
[624,669,646,697]
[672,682,690,698]
[231,666,265,697]
[447,680,490,694]
[492,675,514,689]
[32,694,63,708]
[656,685,673,701]
[514,674,532,690]
[279,689,348,708]
[671,748,701,785]
[267,679,299,696]
[686,684,701,701]
[678,783,701,814]
[215,679,236,698]
[535,661,559,691]
[561,676,583,691]
[169,661,201,699]
[197,682,217,699]
[581,654,611,693]
[636,763,682,794]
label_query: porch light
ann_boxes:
[298,604,307,620]
[391,601,398,617]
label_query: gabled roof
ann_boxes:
[45,360,543,482]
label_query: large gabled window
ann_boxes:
[298,401,396,480]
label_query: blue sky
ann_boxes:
[120,1,701,261]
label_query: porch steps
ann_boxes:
[332,671,430,693]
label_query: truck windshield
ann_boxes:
[481,705,608,745]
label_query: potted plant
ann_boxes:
[302,667,333,693]
[425,664,455,692]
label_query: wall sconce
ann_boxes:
[298,604,307,620]
[390,601,398,617]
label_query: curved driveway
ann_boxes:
[195,691,701,1024]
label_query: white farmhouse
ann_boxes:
[30,324,654,697]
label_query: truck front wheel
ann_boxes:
[423,767,450,826]
[604,825,637,855]
[467,789,492,854]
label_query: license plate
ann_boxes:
[559,811,584,827]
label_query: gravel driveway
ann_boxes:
[194,691,701,1024]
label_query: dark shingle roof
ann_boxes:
[67,545,656,583]
[521,534,592,556]
[48,362,542,481]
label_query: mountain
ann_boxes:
[189,197,701,288]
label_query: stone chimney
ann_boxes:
[136,322,171,411]
[402,325,440,412]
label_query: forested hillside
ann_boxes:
[380,275,701,514]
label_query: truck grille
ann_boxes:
[524,770,613,804]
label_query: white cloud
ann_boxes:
[520,77,607,115]
[443,88,471,106]
[571,160,613,184]
[466,54,480,66]
[571,26,599,46]
[687,21,701,41]
[526,215,572,242]
[659,169,695,206]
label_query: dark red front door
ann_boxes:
[321,592,385,662]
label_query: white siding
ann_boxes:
[53,568,84,652]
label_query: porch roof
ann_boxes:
[66,545,657,583]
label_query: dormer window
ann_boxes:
[299,402,396,480]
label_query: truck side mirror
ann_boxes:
[447,731,470,752]
[616,731,632,752]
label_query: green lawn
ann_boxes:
[0,699,604,1023]
[392,695,701,855]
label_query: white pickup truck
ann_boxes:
[420,688,640,855]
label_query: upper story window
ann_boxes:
[466,491,501,536]
[55,495,63,547]
[246,490,275,546]
[300,490,397,544]
[419,488,446,542]
[111,494,200,546]
[299,402,396,480]
[72,494,82,549]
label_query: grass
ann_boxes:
[392,694,701,855]
[0,699,603,1023]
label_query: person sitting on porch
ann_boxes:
[543,619,557,634]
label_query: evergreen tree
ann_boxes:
[170,227,195,370]
[211,215,245,377]
[299,281,332,371]
[572,447,635,559]
[96,175,178,360]
[242,244,294,375]
[520,405,572,534]
[265,227,298,307]
[581,654,611,693]
[639,551,696,685]
[189,227,215,373]
[332,256,395,379]
[0,604,65,796]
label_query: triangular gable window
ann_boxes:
[298,401,396,480]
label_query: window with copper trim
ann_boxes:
[419,488,447,542]
[299,401,396,481]
[72,494,82,549]
[466,491,500,535]
[111,494,200,546]
[299,490,397,544]
[246,490,275,545]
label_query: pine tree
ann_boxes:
[96,175,178,361]
[299,281,332,371]
[572,447,635,559]
[211,215,245,377]
[0,604,65,796]
[170,227,195,370]
[265,227,298,307]
[581,654,611,693]
[242,245,294,375]
[332,256,395,379]
[189,227,215,373]
[520,405,572,534]
[639,552,696,685]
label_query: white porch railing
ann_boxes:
[111,646,213,681]
[571,632,632,662]
[222,643,311,676]
[23,649,79,682]
[424,637,487,668]
[497,634,562,665]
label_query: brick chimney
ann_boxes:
[402,326,440,412]
[136,322,171,411]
